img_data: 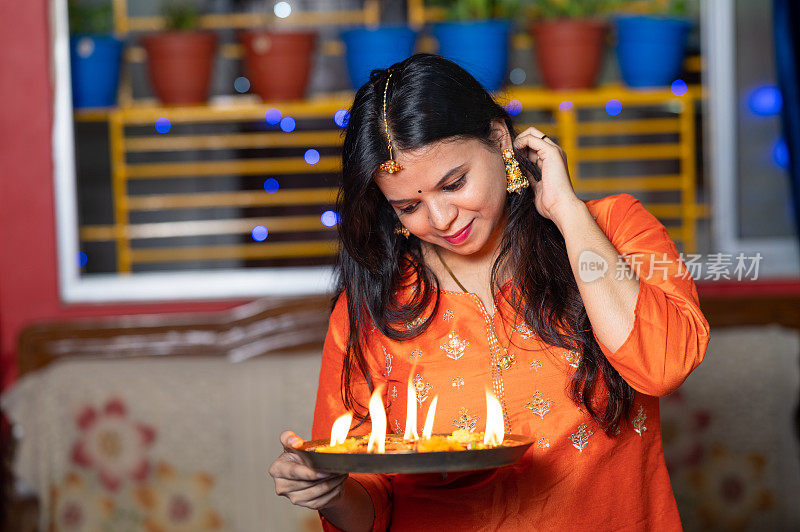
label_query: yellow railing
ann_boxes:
[79,84,707,273]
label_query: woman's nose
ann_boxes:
[427,200,457,231]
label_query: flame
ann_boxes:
[421,395,438,439]
[367,385,386,453]
[329,412,353,447]
[484,390,505,446]
[404,374,419,441]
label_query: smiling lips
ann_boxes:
[444,221,473,245]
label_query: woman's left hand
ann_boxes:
[513,126,581,223]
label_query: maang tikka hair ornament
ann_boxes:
[379,70,403,174]
[503,148,528,194]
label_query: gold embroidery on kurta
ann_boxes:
[442,309,455,321]
[562,349,582,368]
[569,423,593,452]
[516,322,536,339]
[529,359,543,371]
[525,391,554,419]
[452,407,480,432]
[633,405,647,436]
[413,374,432,404]
[409,347,423,359]
[536,437,550,450]
[393,419,403,435]
[382,346,393,375]
[441,332,469,360]
[451,376,464,389]
[390,385,397,400]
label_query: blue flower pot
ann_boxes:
[70,35,123,108]
[432,20,511,92]
[341,26,417,90]
[614,16,691,88]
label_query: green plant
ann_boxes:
[68,0,113,34]
[526,0,620,20]
[161,0,200,31]
[428,0,523,21]
[606,0,697,18]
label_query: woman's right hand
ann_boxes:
[269,430,349,511]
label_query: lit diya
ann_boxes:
[295,376,534,474]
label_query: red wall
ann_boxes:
[0,1,246,390]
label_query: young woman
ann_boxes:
[268,54,710,531]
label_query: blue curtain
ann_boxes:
[774,0,800,245]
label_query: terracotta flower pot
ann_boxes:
[240,30,316,101]
[141,31,217,105]
[530,19,607,90]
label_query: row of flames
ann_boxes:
[330,373,506,453]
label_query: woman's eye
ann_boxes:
[400,203,418,214]
[443,175,466,191]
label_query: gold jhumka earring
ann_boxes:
[503,148,528,194]
[379,70,403,174]
[394,223,410,239]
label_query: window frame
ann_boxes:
[51,0,335,303]
[704,0,800,277]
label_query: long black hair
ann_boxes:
[334,54,634,436]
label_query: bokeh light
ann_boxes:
[76,251,88,267]
[334,109,350,128]
[234,76,250,93]
[251,225,269,242]
[748,85,782,116]
[274,1,291,18]
[505,100,523,116]
[154,117,171,134]
[509,68,526,85]
[321,210,339,227]
[605,99,623,117]
[280,116,296,132]
[558,100,574,112]
[76,37,94,58]
[304,148,321,165]
[265,108,282,125]
[264,178,279,193]
[670,79,688,96]
[773,137,790,169]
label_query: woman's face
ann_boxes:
[373,121,511,257]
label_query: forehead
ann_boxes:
[373,137,485,191]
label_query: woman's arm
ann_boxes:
[553,194,711,396]
[551,197,640,353]
[512,127,709,397]
[318,477,375,532]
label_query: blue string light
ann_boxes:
[320,210,339,227]
[773,137,789,169]
[280,116,296,132]
[304,149,321,165]
[605,99,622,117]
[265,108,282,125]
[671,79,688,96]
[251,225,269,242]
[264,178,279,193]
[748,85,782,117]
[154,117,171,134]
[505,100,523,116]
[334,109,350,128]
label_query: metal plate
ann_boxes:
[294,434,534,474]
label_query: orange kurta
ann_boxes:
[312,193,710,531]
